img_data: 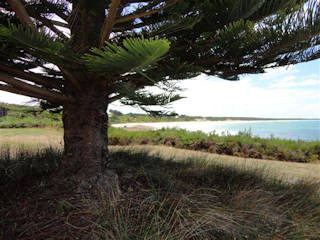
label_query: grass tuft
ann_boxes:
[1,146,319,239]
[0,146,61,185]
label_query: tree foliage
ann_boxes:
[0,0,319,112]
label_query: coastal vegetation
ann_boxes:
[1,103,311,128]
[108,109,307,124]
[1,102,319,163]
[1,145,320,239]
[0,103,61,128]
[1,112,319,239]
[109,127,320,163]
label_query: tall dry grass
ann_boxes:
[1,145,320,239]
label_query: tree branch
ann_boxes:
[0,83,54,103]
[6,0,35,28]
[100,0,121,47]
[0,65,63,91]
[115,0,180,24]
[108,94,123,103]
[0,73,72,104]
[40,20,68,40]
[246,30,320,64]
[24,6,68,40]
[34,16,68,40]
[130,0,163,16]
[58,66,82,92]
[51,19,69,28]
[39,0,69,22]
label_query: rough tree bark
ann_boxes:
[61,85,119,193]
[59,0,119,193]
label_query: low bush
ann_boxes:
[109,127,320,162]
[0,103,62,128]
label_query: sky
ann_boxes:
[1,59,319,118]
[110,59,320,118]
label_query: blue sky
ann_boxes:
[110,59,320,118]
[1,59,319,118]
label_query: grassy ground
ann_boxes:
[0,127,319,177]
[1,128,320,239]
[1,145,320,239]
[1,108,320,238]
[112,145,320,183]
[0,128,63,149]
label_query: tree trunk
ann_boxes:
[60,90,118,193]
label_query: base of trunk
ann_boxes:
[60,91,119,196]
[77,169,120,195]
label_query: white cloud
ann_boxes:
[0,91,32,105]
[258,65,299,81]
[300,79,320,86]
[270,76,297,88]
[168,74,320,118]
[270,75,320,88]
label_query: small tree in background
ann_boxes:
[0,0,319,188]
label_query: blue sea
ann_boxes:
[114,120,320,141]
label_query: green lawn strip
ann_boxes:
[0,128,62,137]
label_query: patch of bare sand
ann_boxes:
[116,125,155,131]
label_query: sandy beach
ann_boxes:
[112,119,309,131]
[114,124,155,131]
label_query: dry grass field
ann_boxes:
[0,128,63,148]
[111,145,320,183]
[1,128,320,239]
[1,128,319,183]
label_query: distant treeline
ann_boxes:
[0,103,317,128]
[108,109,315,124]
[0,103,61,128]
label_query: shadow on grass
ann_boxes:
[1,146,319,239]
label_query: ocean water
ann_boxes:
[114,120,320,141]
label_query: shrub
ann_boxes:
[109,127,320,163]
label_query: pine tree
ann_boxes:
[0,0,319,189]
